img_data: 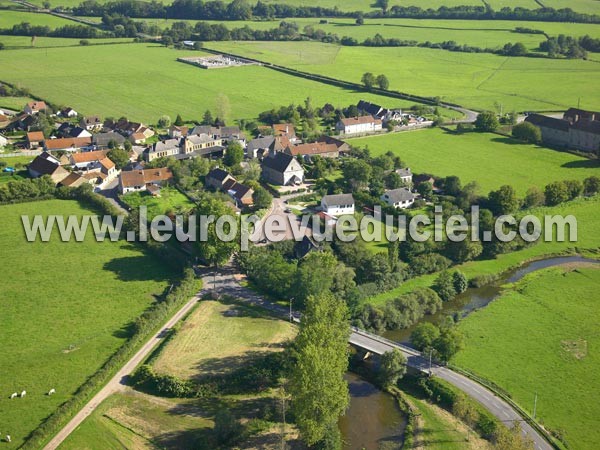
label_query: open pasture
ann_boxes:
[0,35,134,49]
[0,10,77,29]
[453,265,600,449]
[0,200,175,447]
[209,41,600,112]
[0,42,423,123]
[350,128,600,195]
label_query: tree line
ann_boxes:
[68,0,600,24]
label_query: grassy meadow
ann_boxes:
[0,95,35,111]
[0,200,175,447]
[350,128,600,195]
[152,300,296,380]
[208,41,600,112]
[0,42,421,123]
[453,265,600,449]
[0,10,77,29]
[0,35,134,49]
[62,300,298,449]
[369,195,600,303]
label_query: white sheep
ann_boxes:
[9,392,17,399]
[20,390,26,398]
[48,388,56,395]
[6,435,11,443]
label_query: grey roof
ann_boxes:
[206,168,231,183]
[190,125,212,136]
[28,154,61,176]
[322,193,354,206]
[151,138,180,153]
[572,118,600,135]
[261,152,297,173]
[382,188,415,203]
[247,136,275,152]
[187,133,216,145]
[395,168,412,178]
[564,107,600,121]
[525,114,569,132]
[357,100,384,118]
[93,131,126,147]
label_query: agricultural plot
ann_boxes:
[453,266,600,449]
[0,200,175,448]
[0,95,34,110]
[0,43,426,123]
[209,41,600,112]
[0,10,77,29]
[0,35,135,49]
[350,128,600,195]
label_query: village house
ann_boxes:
[129,132,147,145]
[246,136,275,158]
[381,187,416,209]
[58,107,78,118]
[27,153,69,184]
[284,142,340,159]
[272,123,299,144]
[57,123,92,139]
[93,131,126,150]
[395,168,413,185]
[145,139,181,162]
[44,137,92,152]
[26,131,45,149]
[321,193,355,216]
[189,125,245,146]
[0,114,10,129]
[24,101,47,115]
[205,167,235,190]
[316,135,351,153]
[357,100,403,124]
[183,133,223,154]
[261,152,304,186]
[335,115,383,135]
[119,167,173,194]
[525,108,600,153]
[69,150,117,181]
[205,168,254,207]
[59,172,89,188]
[169,125,189,138]
[80,116,103,132]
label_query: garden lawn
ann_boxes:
[453,265,600,449]
[152,300,296,380]
[350,128,600,195]
[208,41,600,112]
[0,200,175,448]
[0,42,419,124]
[121,187,195,217]
[369,195,600,303]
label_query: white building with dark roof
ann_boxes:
[321,193,355,216]
[381,187,415,209]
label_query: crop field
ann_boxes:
[0,200,175,447]
[369,195,600,303]
[0,10,77,29]
[208,41,600,112]
[121,187,195,217]
[0,42,425,123]
[350,128,600,195]
[453,265,600,449]
[152,300,296,380]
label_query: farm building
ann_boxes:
[261,152,304,186]
[321,193,355,216]
[119,167,173,194]
[335,115,382,135]
[525,109,600,153]
[381,187,416,209]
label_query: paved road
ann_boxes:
[211,270,553,450]
[43,292,203,450]
[45,269,552,450]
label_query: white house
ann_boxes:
[381,187,416,209]
[335,115,382,135]
[395,167,413,185]
[119,167,173,194]
[261,152,304,186]
[321,193,355,216]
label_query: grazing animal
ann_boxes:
[48,388,56,395]
[10,392,17,399]
[20,390,26,398]
[6,435,11,443]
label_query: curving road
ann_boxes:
[45,269,552,450]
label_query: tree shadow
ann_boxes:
[103,255,173,282]
[561,159,600,169]
[112,321,137,339]
[153,428,213,450]
[193,351,274,380]
[490,136,534,146]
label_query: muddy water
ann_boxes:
[339,372,406,450]
[383,255,600,344]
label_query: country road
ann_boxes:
[45,269,552,450]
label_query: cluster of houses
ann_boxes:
[525,108,600,153]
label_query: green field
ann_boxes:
[0,200,175,447]
[0,35,135,49]
[152,300,297,380]
[0,42,425,123]
[0,95,35,110]
[208,41,600,112]
[453,265,600,449]
[350,128,600,195]
[369,195,600,304]
[62,300,298,449]
[121,187,195,217]
[0,10,78,29]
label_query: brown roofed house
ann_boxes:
[120,167,173,194]
[26,131,45,149]
[285,142,339,158]
[45,137,92,152]
[24,101,47,115]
